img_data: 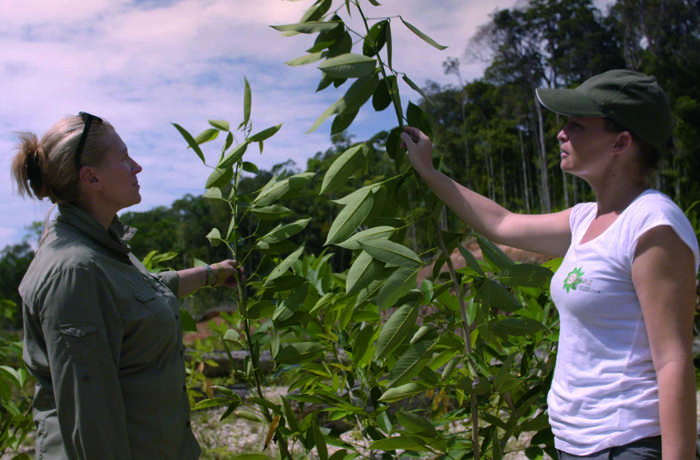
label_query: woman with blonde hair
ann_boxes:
[12,112,239,459]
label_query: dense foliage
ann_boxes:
[1,0,699,458]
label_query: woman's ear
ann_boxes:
[78,167,101,189]
[612,131,634,153]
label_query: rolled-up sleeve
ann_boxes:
[153,270,179,296]
[38,266,131,460]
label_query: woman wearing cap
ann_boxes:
[402,69,698,459]
[11,113,241,459]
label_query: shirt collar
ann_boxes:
[56,204,135,255]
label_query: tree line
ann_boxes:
[2,0,699,323]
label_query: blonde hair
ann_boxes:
[11,115,114,204]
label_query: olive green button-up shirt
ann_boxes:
[19,204,200,459]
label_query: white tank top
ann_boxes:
[548,189,699,455]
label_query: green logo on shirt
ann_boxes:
[563,267,584,293]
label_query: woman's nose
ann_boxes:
[557,128,568,144]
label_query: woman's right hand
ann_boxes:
[400,126,434,174]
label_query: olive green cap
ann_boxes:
[536,69,673,154]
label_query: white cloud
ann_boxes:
[0,0,518,245]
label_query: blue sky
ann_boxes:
[0,0,609,246]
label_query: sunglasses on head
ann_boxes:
[74,112,103,172]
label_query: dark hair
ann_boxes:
[11,115,113,204]
[602,117,673,174]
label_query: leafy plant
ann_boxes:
[0,300,34,459]
[172,2,563,459]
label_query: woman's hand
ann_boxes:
[210,259,244,288]
[400,126,434,174]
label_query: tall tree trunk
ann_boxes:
[534,92,551,212]
[518,127,531,213]
[500,148,506,203]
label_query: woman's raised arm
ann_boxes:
[401,126,572,257]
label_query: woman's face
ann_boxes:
[557,116,619,180]
[91,128,142,213]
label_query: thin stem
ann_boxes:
[433,215,480,460]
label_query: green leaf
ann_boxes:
[312,419,328,460]
[399,17,447,50]
[494,318,546,336]
[396,411,438,438]
[376,266,418,310]
[249,124,282,143]
[242,161,258,173]
[352,324,375,367]
[209,119,229,131]
[308,72,379,133]
[242,77,252,127]
[318,53,377,78]
[194,128,219,145]
[379,382,427,403]
[218,141,249,169]
[406,102,432,138]
[336,226,394,250]
[499,263,553,288]
[370,435,428,452]
[300,0,332,23]
[281,395,299,433]
[458,245,485,276]
[288,172,315,189]
[346,251,385,295]
[388,339,433,387]
[477,234,514,270]
[253,176,290,207]
[402,75,433,105]
[327,30,353,58]
[276,341,325,365]
[518,413,550,433]
[224,131,234,152]
[206,228,223,247]
[265,244,305,285]
[172,123,206,164]
[363,20,388,57]
[271,21,341,34]
[386,21,393,68]
[331,109,359,135]
[375,303,418,360]
[205,166,233,189]
[203,187,223,201]
[258,218,311,246]
[193,397,234,411]
[286,52,324,66]
[246,300,276,320]
[372,76,393,111]
[249,204,293,220]
[320,143,367,194]
[180,308,197,332]
[325,187,375,245]
[386,126,403,163]
[358,239,421,267]
[476,279,522,313]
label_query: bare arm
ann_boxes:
[401,127,572,256]
[632,225,697,460]
[176,259,241,298]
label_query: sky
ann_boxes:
[0,0,610,247]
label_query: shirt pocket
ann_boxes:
[59,324,98,351]
[132,283,178,329]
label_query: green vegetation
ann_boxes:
[1,0,699,458]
